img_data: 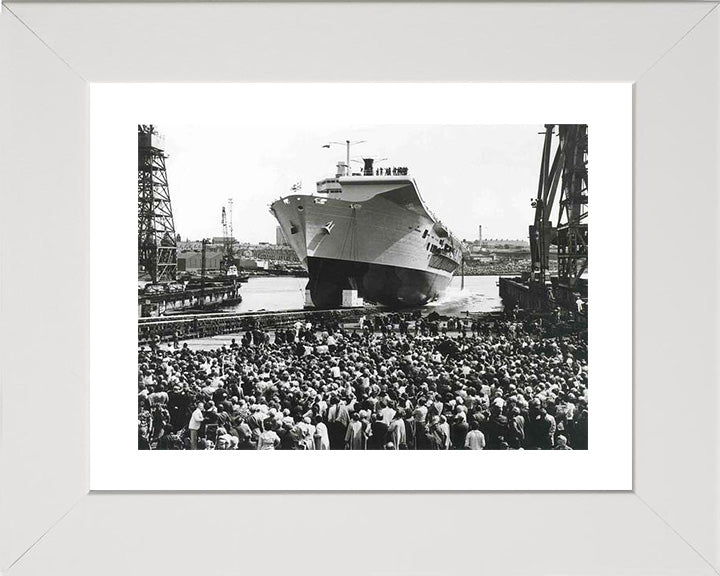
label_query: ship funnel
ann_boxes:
[336,162,348,177]
[363,158,375,176]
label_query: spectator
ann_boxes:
[465,420,486,450]
[137,312,588,451]
[188,401,204,450]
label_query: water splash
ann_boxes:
[428,277,503,315]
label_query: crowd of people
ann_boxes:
[461,259,538,276]
[138,313,588,451]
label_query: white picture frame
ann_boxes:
[2,2,718,574]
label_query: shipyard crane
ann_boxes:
[137,125,178,283]
[528,124,588,309]
[221,206,230,272]
[227,198,234,246]
[220,200,238,275]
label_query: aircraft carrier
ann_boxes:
[270,158,463,309]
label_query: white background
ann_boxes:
[90,83,632,491]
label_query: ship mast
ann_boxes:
[323,139,366,174]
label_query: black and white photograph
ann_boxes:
[137,123,589,452]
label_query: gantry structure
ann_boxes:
[138,125,177,283]
[529,124,588,290]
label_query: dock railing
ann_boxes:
[138,307,368,346]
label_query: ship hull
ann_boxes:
[271,176,461,309]
[307,256,453,308]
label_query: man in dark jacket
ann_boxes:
[368,413,389,450]
[450,413,469,449]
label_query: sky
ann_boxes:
[160,124,546,244]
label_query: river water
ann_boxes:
[223,275,504,315]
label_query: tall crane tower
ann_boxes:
[221,206,229,272]
[227,198,234,245]
[138,125,177,283]
[529,124,588,292]
[499,124,587,314]
[220,200,236,273]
